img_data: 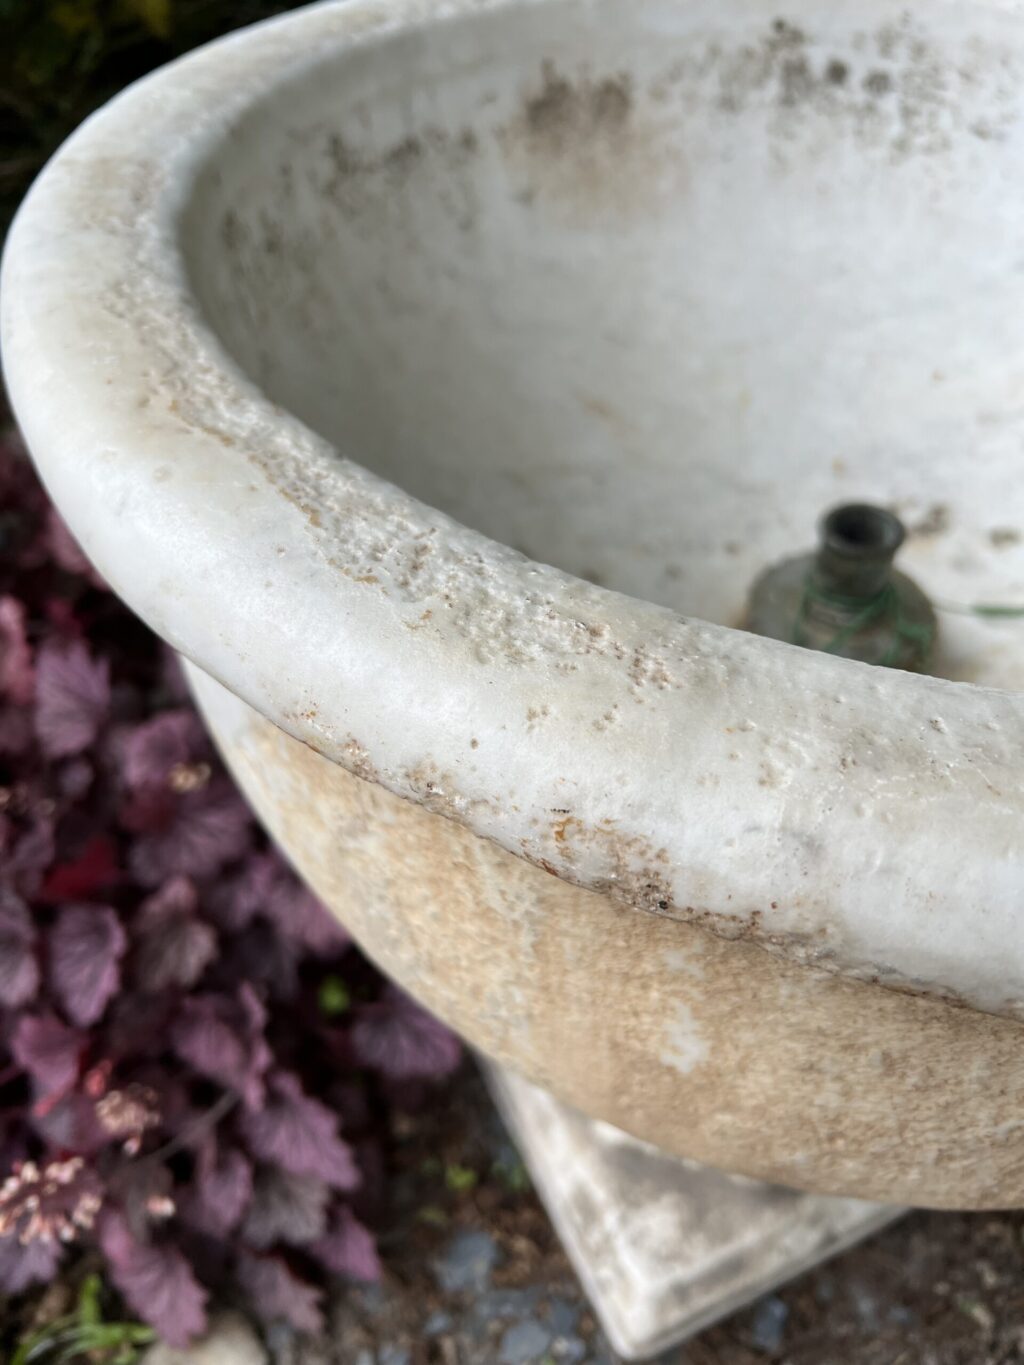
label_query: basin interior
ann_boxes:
[183,0,1024,689]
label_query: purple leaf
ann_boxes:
[241,1072,359,1190]
[99,1209,208,1349]
[350,987,462,1081]
[178,1146,253,1238]
[105,1158,173,1241]
[0,888,38,1007]
[217,920,301,1003]
[11,1014,82,1097]
[0,1231,62,1293]
[6,815,56,900]
[236,1251,323,1334]
[57,758,94,800]
[104,990,175,1063]
[39,835,117,903]
[129,778,252,887]
[270,884,349,956]
[120,709,207,794]
[49,904,126,1026]
[261,855,349,955]
[134,877,217,991]
[0,704,32,755]
[0,595,34,705]
[171,985,270,1109]
[242,1168,328,1247]
[206,856,274,933]
[311,1205,381,1282]
[32,1093,111,1155]
[34,640,110,758]
[209,853,348,955]
[327,1080,371,1132]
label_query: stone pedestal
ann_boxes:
[486,1066,903,1360]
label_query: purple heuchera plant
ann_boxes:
[0,429,462,1346]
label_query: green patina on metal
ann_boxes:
[747,503,937,672]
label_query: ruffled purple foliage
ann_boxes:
[351,987,463,1082]
[171,985,271,1111]
[0,428,462,1343]
[240,1071,359,1188]
[0,889,39,1007]
[99,1210,209,1348]
[49,904,126,1026]
[236,1251,324,1335]
[312,1205,382,1283]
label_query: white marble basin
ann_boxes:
[5,0,1024,1206]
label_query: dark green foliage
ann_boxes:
[0,0,305,229]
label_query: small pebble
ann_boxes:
[814,1272,835,1305]
[263,1322,294,1363]
[432,1229,500,1293]
[424,1310,454,1336]
[378,1348,411,1365]
[850,1281,880,1333]
[551,1333,586,1363]
[473,1287,543,1322]
[498,1317,553,1364]
[358,1284,388,1316]
[748,1294,789,1354]
[888,1304,916,1326]
[547,1298,579,1337]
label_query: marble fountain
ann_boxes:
[5,0,1024,1351]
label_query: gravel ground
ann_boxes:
[263,1068,1024,1365]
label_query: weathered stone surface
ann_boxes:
[489,1065,899,1359]
[10,0,1024,1042]
[192,664,1024,1211]
[16,0,1024,1216]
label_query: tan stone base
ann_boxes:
[188,665,1024,1209]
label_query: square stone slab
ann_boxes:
[485,1064,903,1360]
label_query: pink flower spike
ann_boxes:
[95,1084,161,1144]
[0,1156,102,1248]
